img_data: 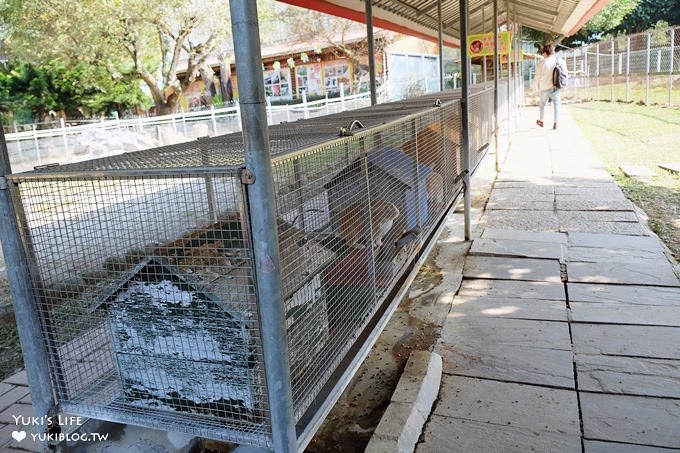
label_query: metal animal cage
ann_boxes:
[5,88,494,448]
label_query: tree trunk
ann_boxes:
[157,96,179,116]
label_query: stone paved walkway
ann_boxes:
[416,109,680,452]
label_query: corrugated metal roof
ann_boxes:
[278,0,612,44]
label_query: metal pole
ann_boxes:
[302,90,309,119]
[482,7,487,83]
[596,43,600,100]
[60,117,68,152]
[460,0,471,240]
[228,2,296,452]
[340,83,346,110]
[32,125,41,165]
[646,32,651,104]
[506,0,511,140]
[493,0,499,172]
[585,45,589,99]
[611,41,615,102]
[573,51,577,99]
[365,0,377,105]
[210,105,218,135]
[626,38,631,102]
[0,127,55,442]
[438,0,444,91]
[670,28,675,106]
[12,122,22,158]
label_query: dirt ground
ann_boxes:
[0,278,23,380]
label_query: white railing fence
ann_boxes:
[4,84,389,174]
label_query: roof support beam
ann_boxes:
[230,2,297,452]
[493,0,500,172]
[438,0,444,91]
[459,0,472,240]
[366,0,378,105]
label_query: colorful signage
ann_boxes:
[468,31,511,57]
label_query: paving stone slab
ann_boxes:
[620,165,657,177]
[559,221,649,236]
[658,162,680,174]
[0,384,13,397]
[2,371,27,387]
[572,324,680,359]
[486,200,555,210]
[0,386,29,412]
[552,178,619,186]
[451,295,567,321]
[571,301,680,326]
[567,246,667,263]
[417,415,581,453]
[440,317,572,351]
[463,256,562,282]
[459,279,566,300]
[470,238,566,261]
[584,440,678,453]
[555,199,635,212]
[556,194,631,203]
[580,393,680,448]
[554,186,623,196]
[488,192,554,203]
[568,232,662,251]
[558,211,640,223]
[433,375,580,434]
[0,402,33,424]
[576,354,680,398]
[492,181,555,191]
[437,340,574,388]
[567,261,679,286]
[482,210,559,231]
[481,228,568,244]
[568,283,680,305]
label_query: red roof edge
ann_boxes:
[277,0,459,47]
[566,0,611,36]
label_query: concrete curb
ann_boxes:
[364,351,442,453]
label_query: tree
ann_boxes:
[277,5,393,93]
[1,0,233,115]
[612,0,680,34]
[0,61,150,124]
[563,0,638,45]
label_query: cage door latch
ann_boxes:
[239,168,256,185]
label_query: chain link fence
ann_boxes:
[555,25,680,106]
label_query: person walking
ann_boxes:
[533,43,560,130]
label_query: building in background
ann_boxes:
[179,30,441,110]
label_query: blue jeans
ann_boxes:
[539,88,560,123]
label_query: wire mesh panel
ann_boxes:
[270,98,464,420]
[6,90,478,449]
[469,87,494,169]
[8,172,272,446]
[562,26,680,106]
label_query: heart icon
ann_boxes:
[11,430,26,442]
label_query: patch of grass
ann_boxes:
[567,101,680,260]
[0,311,24,380]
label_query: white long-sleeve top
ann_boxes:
[534,54,556,91]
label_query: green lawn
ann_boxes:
[566,102,680,259]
